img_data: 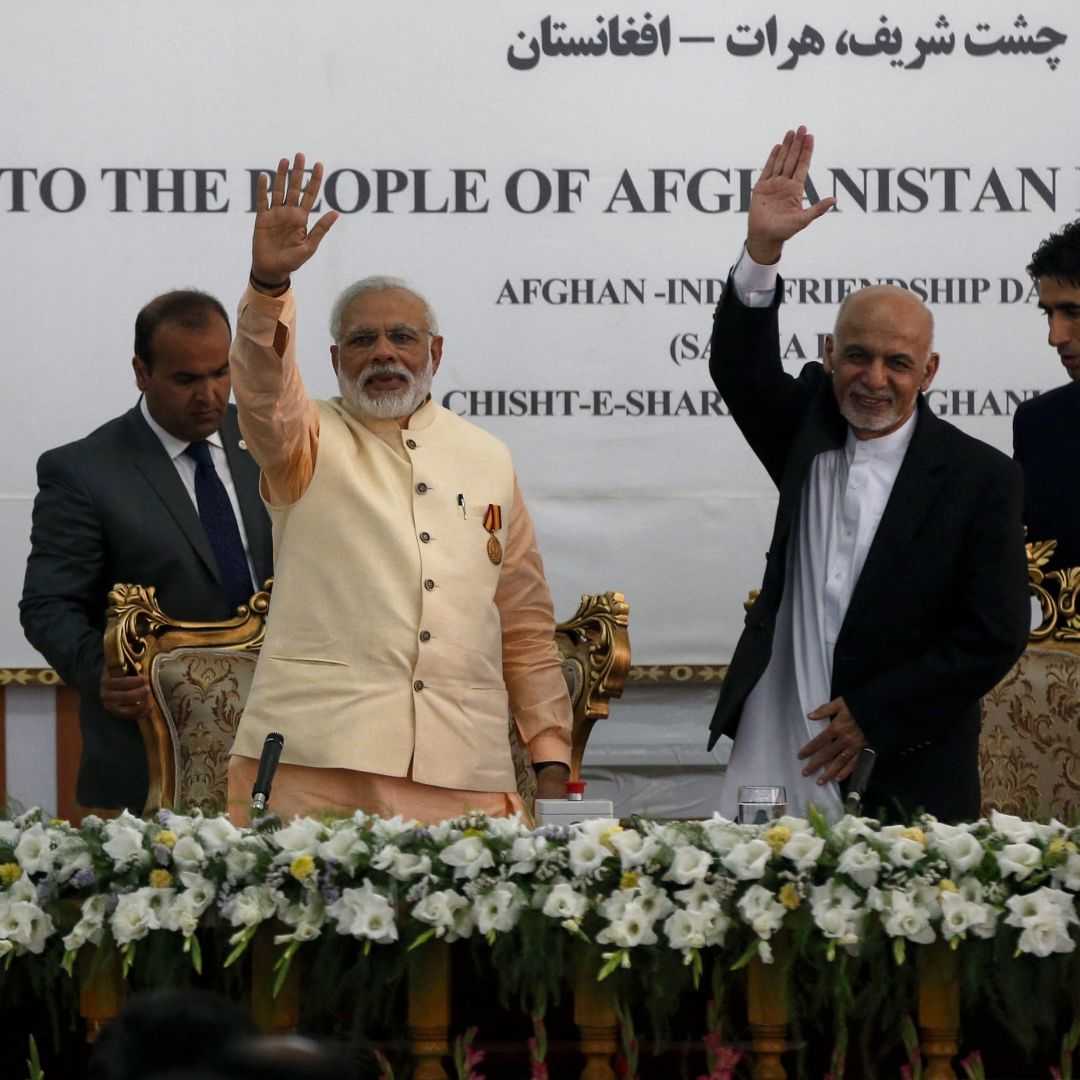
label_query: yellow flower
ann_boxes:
[620,871,639,891]
[599,826,624,852]
[155,829,177,849]
[939,879,959,894]
[764,825,791,855]
[290,855,316,881]
[462,828,485,839]
[149,869,173,889]
[779,883,801,910]
[0,863,23,886]
[901,827,926,846]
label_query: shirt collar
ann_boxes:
[139,396,225,460]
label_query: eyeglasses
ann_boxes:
[338,324,435,355]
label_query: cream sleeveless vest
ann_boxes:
[232,398,518,791]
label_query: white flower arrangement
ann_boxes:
[0,804,1078,998]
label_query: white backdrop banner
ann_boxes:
[2,1,1075,665]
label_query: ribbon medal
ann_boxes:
[483,504,503,565]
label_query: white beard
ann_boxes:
[839,389,900,434]
[337,355,434,419]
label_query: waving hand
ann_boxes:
[250,154,339,292]
[746,126,836,265]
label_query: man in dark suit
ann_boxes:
[707,127,1030,823]
[20,291,273,812]
[1012,220,1080,572]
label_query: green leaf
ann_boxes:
[61,949,77,979]
[121,942,136,979]
[597,949,626,982]
[187,933,202,975]
[272,939,300,998]
[730,937,762,972]
[892,937,906,967]
[222,925,257,968]
[26,1033,43,1080]
[807,802,830,839]
[407,927,438,952]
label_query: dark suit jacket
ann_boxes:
[708,280,1030,822]
[1013,379,1080,572]
[20,403,272,810]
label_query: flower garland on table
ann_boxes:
[1,805,1079,1050]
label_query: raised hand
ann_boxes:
[746,126,836,265]
[250,154,339,290]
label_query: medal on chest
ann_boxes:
[483,503,503,565]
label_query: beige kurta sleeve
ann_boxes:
[229,284,321,507]
[496,476,573,766]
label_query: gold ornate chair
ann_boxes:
[105,582,271,816]
[105,583,630,817]
[979,540,1080,821]
[510,592,632,809]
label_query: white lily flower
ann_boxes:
[596,898,658,948]
[221,885,278,928]
[102,820,149,871]
[780,831,826,871]
[326,880,399,943]
[412,889,473,939]
[171,835,206,871]
[736,885,787,938]
[439,836,495,880]
[567,836,609,877]
[989,811,1038,844]
[110,888,167,945]
[721,839,771,881]
[475,882,524,935]
[837,842,881,888]
[663,844,712,884]
[541,881,588,921]
[995,843,1042,880]
[224,847,260,885]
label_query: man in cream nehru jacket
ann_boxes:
[227,154,572,824]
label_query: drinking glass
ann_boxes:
[737,785,787,825]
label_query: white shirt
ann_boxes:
[139,396,258,583]
[717,248,915,821]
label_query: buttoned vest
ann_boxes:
[232,398,518,791]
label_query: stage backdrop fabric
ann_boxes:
[2,1,1076,668]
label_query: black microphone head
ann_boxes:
[251,732,286,810]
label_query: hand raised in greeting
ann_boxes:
[250,153,339,292]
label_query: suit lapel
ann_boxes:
[840,398,948,632]
[122,405,222,584]
[220,408,273,585]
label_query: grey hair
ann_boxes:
[329,276,439,341]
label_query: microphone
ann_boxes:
[250,732,284,815]
[843,747,877,815]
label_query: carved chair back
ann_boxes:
[105,584,630,816]
[979,541,1080,822]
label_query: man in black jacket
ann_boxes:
[708,127,1029,823]
[1012,220,1080,572]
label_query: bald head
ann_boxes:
[834,285,934,350]
[825,285,939,439]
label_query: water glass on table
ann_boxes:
[737,785,787,825]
